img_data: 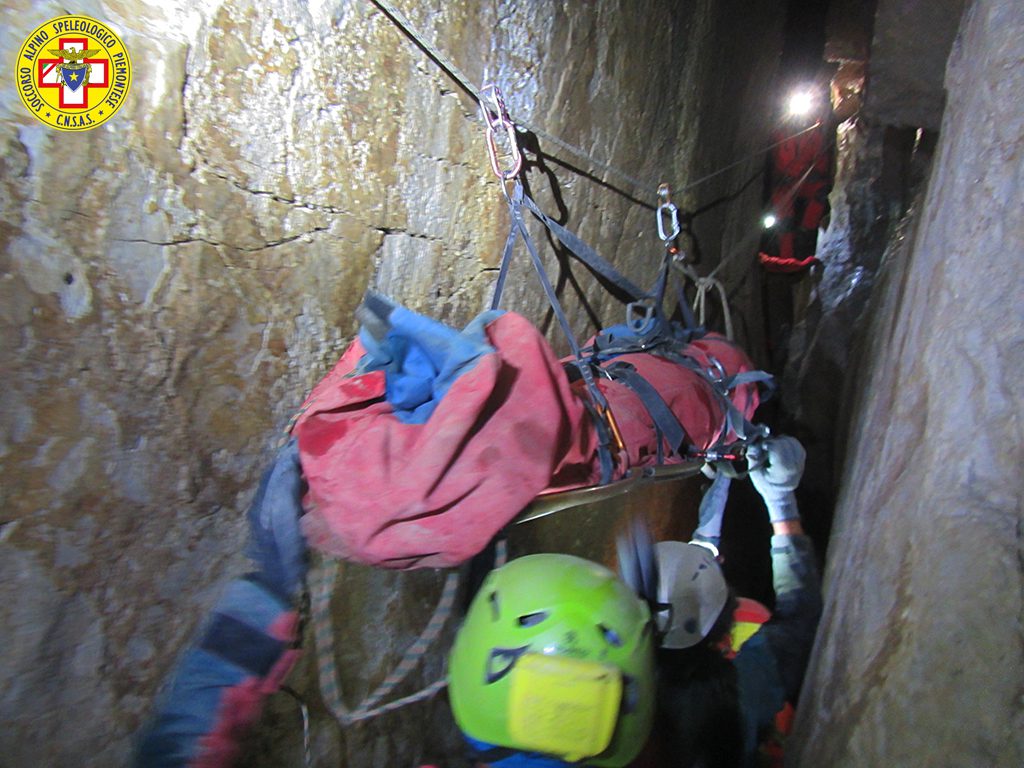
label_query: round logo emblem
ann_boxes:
[16,15,132,131]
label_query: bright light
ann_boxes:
[787,90,814,117]
[763,214,777,229]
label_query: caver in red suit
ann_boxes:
[759,119,832,272]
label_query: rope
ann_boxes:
[366,0,647,191]
[279,686,312,768]
[677,261,734,340]
[676,122,822,194]
[368,0,483,103]
[311,558,458,726]
[366,0,819,199]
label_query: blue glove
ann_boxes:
[747,435,805,523]
[692,471,731,549]
[247,438,307,599]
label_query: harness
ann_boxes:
[493,178,773,475]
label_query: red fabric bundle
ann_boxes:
[293,313,759,569]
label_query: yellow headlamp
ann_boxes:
[507,652,623,763]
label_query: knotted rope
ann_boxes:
[310,558,459,725]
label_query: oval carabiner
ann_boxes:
[480,83,522,180]
[485,119,523,180]
[657,200,680,242]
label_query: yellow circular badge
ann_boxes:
[16,15,132,131]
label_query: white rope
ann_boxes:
[279,686,312,768]
[675,262,734,340]
[311,559,457,727]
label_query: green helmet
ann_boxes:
[448,554,655,767]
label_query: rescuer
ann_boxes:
[758,84,835,371]
[447,552,657,768]
[443,435,820,768]
[641,435,823,767]
[759,87,834,273]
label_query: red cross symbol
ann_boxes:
[37,37,109,110]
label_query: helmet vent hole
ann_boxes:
[598,624,623,647]
[516,611,549,627]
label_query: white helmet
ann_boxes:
[654,541,728,649]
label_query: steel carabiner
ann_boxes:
[485,118,523,180]
[657,200,680,242]
[479,83,522,180]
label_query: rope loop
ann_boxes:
[675,262,734,340]
[311,558,458,727]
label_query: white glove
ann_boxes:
[748,435,805,523]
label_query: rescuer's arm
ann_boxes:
[691,469,731,551]
[134,440,307,768]
[748,436,823,701]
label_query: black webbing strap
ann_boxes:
[660,349,773,446]
[606,362,690,458]
[489,220,519,311]
[521,195,701,336]
[577,395,616,485]
[671,262,701,332]
[720,369,777,397]
[509,192,585,360]
[519,189,647,301]
[494,183,617,479]
[717,370,774,442]
[650,251,670,313]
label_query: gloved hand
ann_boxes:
[692,471,731,549]
[247,438,307,599]
[747,435,805,523]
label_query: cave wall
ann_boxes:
[790,0,1024,764]
[867,0,967,130]
[0,1,786,765]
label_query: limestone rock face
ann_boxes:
[0,1,785,764]
[790,1,1024,765]
[867,0,968,129]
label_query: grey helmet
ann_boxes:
[654,541,728,649]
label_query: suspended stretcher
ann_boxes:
[292,267,766,569]
[291,91,772,570]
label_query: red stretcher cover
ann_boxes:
[292,311,759,569]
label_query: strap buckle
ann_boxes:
[626,300,657,335]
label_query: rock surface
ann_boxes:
[866,0,968,129]
[790,1,1024,765]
